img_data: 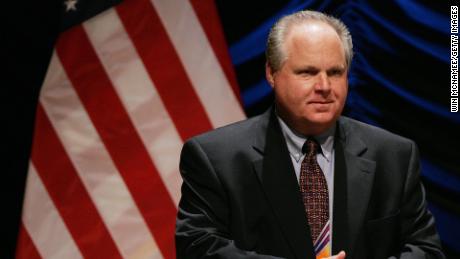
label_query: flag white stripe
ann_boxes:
[23,163,83,259]
[151,0,246,128]
[83,8,183,206]
[40,52,161,259]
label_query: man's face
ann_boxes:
[266,21,348,135]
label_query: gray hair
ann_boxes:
[266,10,353,72]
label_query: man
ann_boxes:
[175,10,444,259]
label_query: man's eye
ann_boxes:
[298,70,317,75]
[328,69,344,76]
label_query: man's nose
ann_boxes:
[314,72,331,92]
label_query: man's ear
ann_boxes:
[265,63,275,88]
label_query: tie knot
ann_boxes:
[302,138,319,155]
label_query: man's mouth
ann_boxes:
[308,100,333,104]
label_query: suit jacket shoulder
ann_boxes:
[338,116,418,171]
[188,111,266,148]
[339,116,414,147]
[183,110,271,171]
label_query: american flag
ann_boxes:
[15,0,245,258]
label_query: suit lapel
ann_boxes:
[252,109,315,259]
[332,118,376,256]
[331,137,348,255]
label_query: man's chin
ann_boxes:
[307,112,337,124]
[301,113,338,131]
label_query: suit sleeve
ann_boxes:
[389,141,445,259]
[175,138,284,259]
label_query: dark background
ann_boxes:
[4,0,460,258]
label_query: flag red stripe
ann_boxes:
[56,26,177,259]
[116,0,213,140]
[31,104,123,259]
[15,224,42,259]
[189,0,242,105]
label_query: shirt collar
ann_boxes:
[277,115,335,162]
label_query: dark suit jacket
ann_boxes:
[176,108,444,259]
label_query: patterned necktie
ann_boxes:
[300,139,330,257]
